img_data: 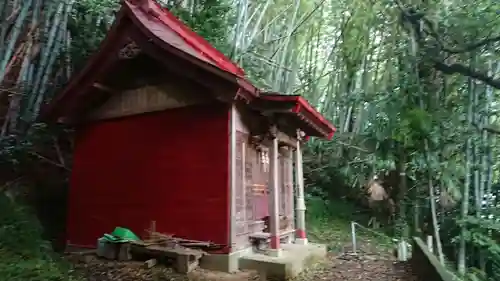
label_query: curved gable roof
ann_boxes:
[41,0,256,121]
[42,0,336,140]
[258,93,336,140]
[127,0,244,76]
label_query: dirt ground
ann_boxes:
[70,251,418,281]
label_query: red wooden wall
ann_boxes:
[66,103,230,250]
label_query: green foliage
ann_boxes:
[68,0,119,71]
[69,0,233,70]
[167,0,233,55]
[0,194,80,281]
[3,0,500,278]
[307,196,393,253]
[0,124,70,175]
[452,215,500,281]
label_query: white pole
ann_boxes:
[351,221,357,254]
[427,235,434,253]
[294,130,307,245]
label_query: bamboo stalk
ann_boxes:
[0,0,33,83]
[0,0,10,59]
[3,41,31,134]
[32,0,72,118]
[24,1,64,119]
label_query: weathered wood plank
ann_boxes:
[129,242,204,273]
[87,81,210,121]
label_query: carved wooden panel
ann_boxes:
[279,154,286,216]
[234,131,252,250]
[88,81,210,120]
[118,39,141,59]
[280,152,294,229]
[245,143,270,221]
[234,105,250,133]
[244,139,255,222]
[235,131,246,236]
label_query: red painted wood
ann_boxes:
[270,235,279,249]
[296,228,306,239]
[66,103,230,251]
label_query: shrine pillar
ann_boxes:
[295,130,308,245]
[286,146,295,231]
[267,126,282,257]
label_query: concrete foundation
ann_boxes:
[294,238,308,245]
[69,240,326,280]
[239,243,327,280]
[199,248,252,273]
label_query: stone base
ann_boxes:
[266,248,283,257]
[239,243,327,280]
[294,238,308,245]
[199,248,252,273]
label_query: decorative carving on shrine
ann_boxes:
[247,124,278,150]
[244,140,255,221]
[296,129,306,141]
[250,184,267,195]
[268,125,278,139]
[235,132,246,236]
[118,40,141,59]
[249,135,265,150]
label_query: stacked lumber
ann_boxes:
[96,222,223,274]
[129,231,213,273]
[129,241,204,273]
[142,231,222,249]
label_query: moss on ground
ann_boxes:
[0,194,81,281]
[306,196,394,253]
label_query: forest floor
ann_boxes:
[0,194,417,280]
[70,198,418,281]
[69,251,416,281]
[70,249,417,281]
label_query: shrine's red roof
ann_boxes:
[127,0,244,76]
[259,93,336,140]
[42,0,336,140]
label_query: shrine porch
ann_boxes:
[238,243,327,280]
[198,242,327,279]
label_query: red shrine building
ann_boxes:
[43,0,335,272]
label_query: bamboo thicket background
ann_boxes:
[1,0,500,280]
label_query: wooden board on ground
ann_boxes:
[130,241,205,273]
[143,231,216,248]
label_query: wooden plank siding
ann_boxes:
[234,131,249,250]
[279,148,294,230]
[87,81,211,121]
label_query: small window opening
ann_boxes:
[259,149,269,172]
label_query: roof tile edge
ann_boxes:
[127,0,245,76]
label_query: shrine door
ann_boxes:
[278,150,294,230]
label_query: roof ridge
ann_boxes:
[128,0,245,76]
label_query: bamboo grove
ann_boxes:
[1,0,500,280]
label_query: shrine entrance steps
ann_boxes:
[238,243,327,280]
